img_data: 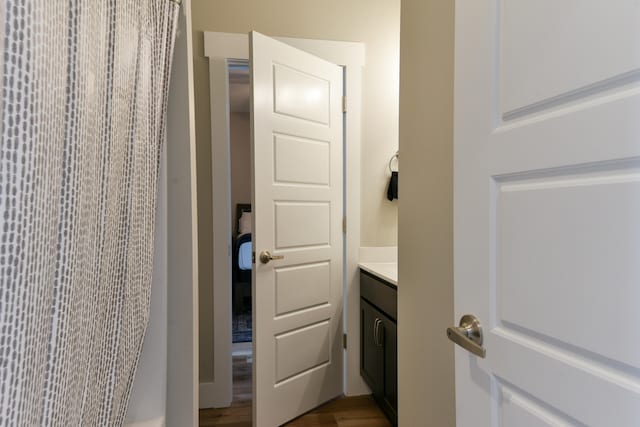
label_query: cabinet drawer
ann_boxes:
[360,270,397,321]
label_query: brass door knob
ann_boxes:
[259,250,284,264]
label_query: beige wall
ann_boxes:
[229,112,251,215]
[398,0,456,425]
[192,0,400,382]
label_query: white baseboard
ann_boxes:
[199,382,232,409]
[124,417,165,427]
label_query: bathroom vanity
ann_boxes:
[359,263,397,426]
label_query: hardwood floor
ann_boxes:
[199,354,391,427]
[283,396,392,427]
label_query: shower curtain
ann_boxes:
[0,0,179,425]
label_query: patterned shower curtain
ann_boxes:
[0,0,179,425]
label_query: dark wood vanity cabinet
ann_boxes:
[360,270,397,425]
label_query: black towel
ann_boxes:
[386,171,398,201]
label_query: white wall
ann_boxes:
[398,0,456,425]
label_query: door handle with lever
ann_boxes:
[446,314,486,358]
[259,250,284,264]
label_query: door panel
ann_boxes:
[251,31,344,427]
[500,0,640,116]
[454,1,640,426]
[274,201,330,249]
[273,134,330,185]
[499,382,577,427]
[273,63,331,124]
[498,171,640,368]
[275,320,331,383]
[490,331,640,425]
[274,262,331,315]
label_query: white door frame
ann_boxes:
[165,2,199,426]
[202,31,368,408]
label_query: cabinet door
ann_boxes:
[361,299,384,395]
[379,316,398,420]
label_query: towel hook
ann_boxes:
[388,151,399,173]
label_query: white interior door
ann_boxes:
[454,1,640,426]
[250,31,344,426]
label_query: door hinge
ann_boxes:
[343,333,347,349]
[342,216,347,234]
[342,95,347,113]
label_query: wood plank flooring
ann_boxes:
[199,355,391,427]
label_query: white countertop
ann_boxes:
[358,262,398,287]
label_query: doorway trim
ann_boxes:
[202,31,367,408]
